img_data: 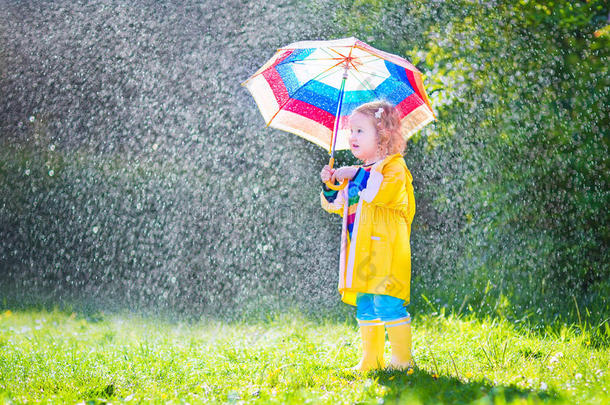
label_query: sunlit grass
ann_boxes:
[0,307,608,404]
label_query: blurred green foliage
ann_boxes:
[1,0,607,329]
[326,0,609,323]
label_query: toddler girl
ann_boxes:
[319,100,416,372]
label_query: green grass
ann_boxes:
[0,307,608,404]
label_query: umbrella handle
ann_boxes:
[325,179,348,191]
[324,156,348,191]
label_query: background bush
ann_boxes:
[327,0,609,324]
[1,0,608,325]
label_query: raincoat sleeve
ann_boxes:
[320,182,345,217]
[404,169,416,225]
[360,162,415,223]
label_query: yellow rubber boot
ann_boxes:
[385,317,413,370]
[352,321,385,372]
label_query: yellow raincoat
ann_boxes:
[320,153,416,306]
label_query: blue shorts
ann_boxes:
[356,292,411,325]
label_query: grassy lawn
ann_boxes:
[0,307,608,404]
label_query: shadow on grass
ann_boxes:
[336,368,560,404]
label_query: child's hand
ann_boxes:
[320,165,335,183]
[331,166,358,183]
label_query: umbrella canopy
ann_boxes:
[242,37,436,154]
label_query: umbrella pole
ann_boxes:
[325,67,349,191]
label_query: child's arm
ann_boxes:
[320,184,345,217]
[360,161,414,218]
[319,165,357,217]
[330,166,359,183]
[405,172,416,225]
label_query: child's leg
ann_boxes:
[376,294,412,370]
[353,293,385,371]
[385,317,412,370]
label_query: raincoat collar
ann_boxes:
[370,153,404,172]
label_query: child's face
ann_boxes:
[349,112,379,164]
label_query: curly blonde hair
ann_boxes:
[351,100,406,158]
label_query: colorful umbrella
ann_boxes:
[242,37,436,190]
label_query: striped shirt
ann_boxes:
[321,166,372,242]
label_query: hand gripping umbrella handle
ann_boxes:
[324,157,348,191]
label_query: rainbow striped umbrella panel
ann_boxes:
[242,37,436,152]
